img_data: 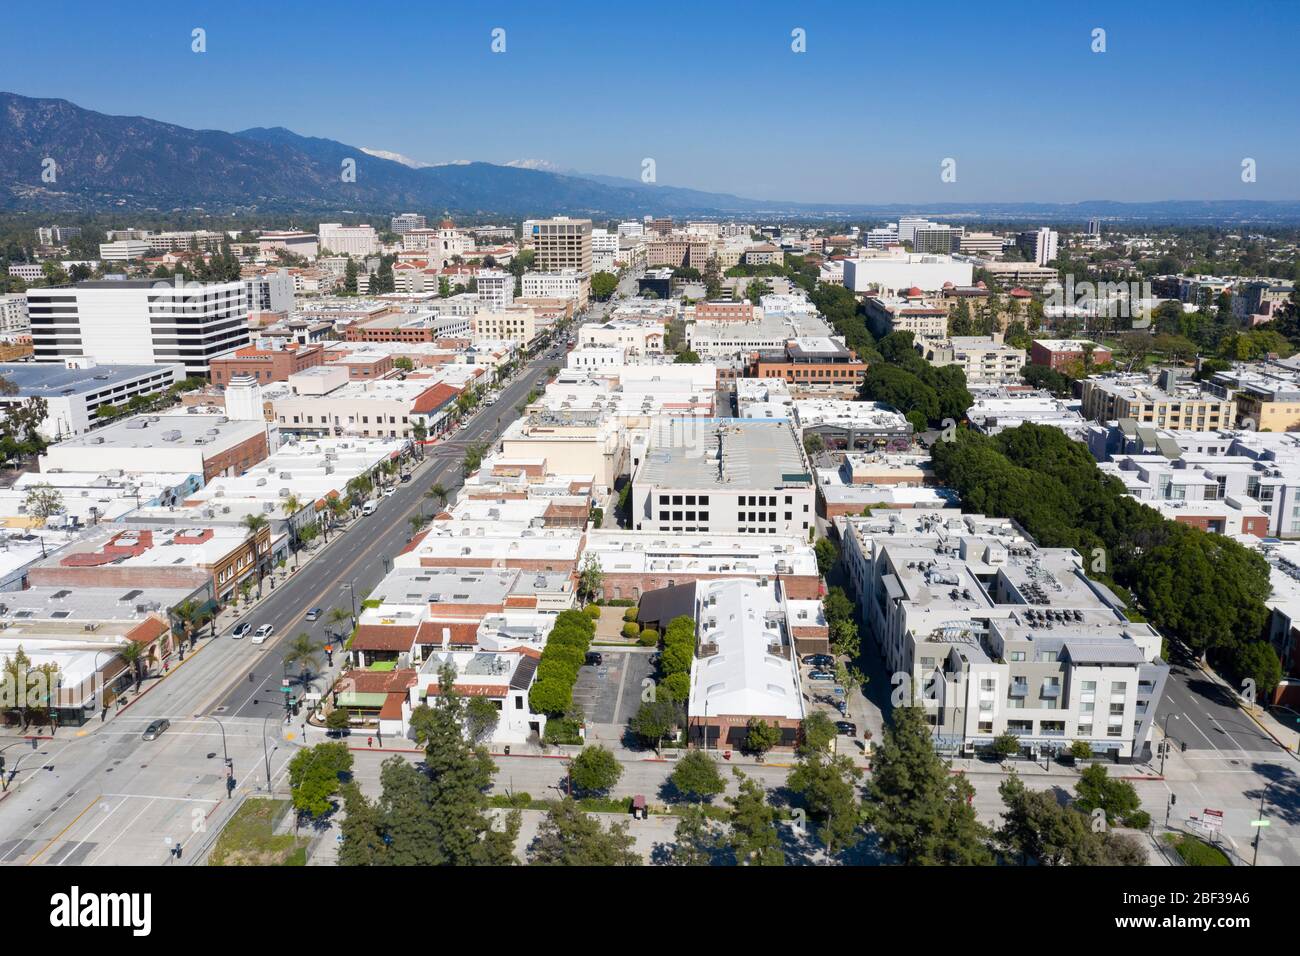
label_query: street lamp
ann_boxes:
[1159,712,1180,776]
[206,716,233,799]
[342,579,358,621]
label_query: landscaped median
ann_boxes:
[207,798,311,866]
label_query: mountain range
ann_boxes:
[4,91,1300,224]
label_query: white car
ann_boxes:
[383,486,396,497]
[251,624,274,646]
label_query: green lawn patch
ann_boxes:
[208,798,311,866]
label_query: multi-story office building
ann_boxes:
[390,213,427,234]
[36,226,82,246]
[26,280,250,377]
[1018,227,1059,266]
[751,337,868,387]
[318,223,380,257]
[525,217,592,274]
[838,508,1167,761]
[521,270,589,307]
[0,360,184,439]
[631,418,815,537]
[98,239,151,261]
[471,307,539,348]
[1030,338,1112,372]
[912,225,963,255]
[843,253,974,295]
[958,231,1006,257]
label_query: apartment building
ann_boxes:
[391,213,427,234]
[921,334,1026,384]
[26,279,250,376]
[1210,359,1300,431]
[838,508,1167,760]
[0,294,30,337]
[471,307,539,348]
[1080,373,1235,431]
[243,269,295,314]
[1018,227,1059,266]
[476,269,514,310]
[631,418,815,537]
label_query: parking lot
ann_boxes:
[572,649,656,740]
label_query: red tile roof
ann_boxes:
[351,625,418,652]
[412,382,461,415]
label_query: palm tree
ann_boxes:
[411,420,427,457]
[425,482,449,514]
[327,607,353,641]
[241,513,270,596]
[281,494,303,568]
[171,598,203,653]
[118,641,145,694]
[283,633,324,694]
[408,514,427,536]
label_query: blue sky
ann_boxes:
[4,0,1299,203]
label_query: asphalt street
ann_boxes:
[0,304,598,866]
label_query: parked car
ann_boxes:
[382,486,396,497]
[835,721,858,737]
[802,654,834,668]
[251,624,274,645]
[808,670,836,682]
[585,652,604,667]
[142,719,170,741]
[304,608,322,622]
[231,622,251,639]
[399,473,411,482]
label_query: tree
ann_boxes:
[864,705,993,865]
[578,553,604,603]
[590,271,618,301]
[787,750,864,854]
[670,750,726,802]
[1232,641,1282,699]
[666,804,720,865]
[998,774,1145,866]
[803,431,825,456]
[240,513,270,596]
[674,350,701,364]
[462,440,488,477]
[568,745,623,795]
[283,633,324,692]
[23,483,63,519]
[629,696,683,751]
[1074,764,1144,828]
[725,769,785,865]
[991,733,1021,758]
[744,718,780,757]
[465,696,499,744]
[288,742,353,819]
[814,537,839,578]
[800,711,837,755]
[425,482,449,512]
[326,706,351,736]
[527,799,640,866]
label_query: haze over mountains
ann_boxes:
[3,91,1299,224]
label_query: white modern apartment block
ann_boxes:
[318,223,380,257]
[0,294,29,336]
[631,418,815,537]
[837,509,1168,761]
[842,253,974,294]
[475,269,514,310]
[26,279,250,376]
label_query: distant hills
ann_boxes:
[3,91,1300,224]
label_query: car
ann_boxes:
[231,622,251,639]
[142,719,170,741]
[835,721,858,737]
[808,670,836,682]
[304,608,323,622]
[802,654,834,668]
[361,500,378,516]
[251,624,274,645]
[399,473,411,483]
[383,486,396,497]
[585,652,603,667]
